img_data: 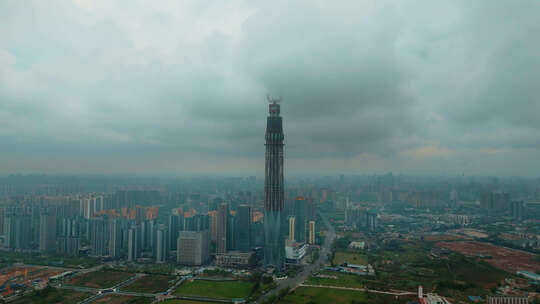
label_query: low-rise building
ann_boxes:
[285,241,307,263]
[348,241,365,250]
[215,251,254,268]
[486,296,528,304]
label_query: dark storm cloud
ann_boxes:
[1,0,540,175]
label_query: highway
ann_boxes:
[259,211,336,302]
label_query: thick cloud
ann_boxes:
[1,0,539,176]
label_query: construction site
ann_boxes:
[436,241,540,273]
[0,265,65,297]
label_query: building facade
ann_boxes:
[217,203,229,254]
[264,99,285,269]
[177,230,210,266]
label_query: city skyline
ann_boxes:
[1,1,540,176]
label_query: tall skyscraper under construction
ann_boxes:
[264,98,285,269]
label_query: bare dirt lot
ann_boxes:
[436,241,540,273]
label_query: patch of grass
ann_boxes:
[174,279,254,300]
[307,271,365,289]
[11,286,91,304]
[68,270,133,289]
[94,295,153,304]
[280,286,410,304]
[121,274,176,293]
[369,240,509,302]
[159,300,209,304]
[333,251,368,266]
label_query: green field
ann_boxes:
[94,295,153,304]
[280,286,411,304]
[333,251,368,266]
[68,270,133,288]
[11,287,91,304]
[122,274,176,293]
[368,240,508,302]
[159,300,209,304]
[174,279,254,300]
[306,271,365,289]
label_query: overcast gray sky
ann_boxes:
[1,1,539,176]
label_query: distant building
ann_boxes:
[366,211,377,231]
[486,296,528,304]
[348,241,365,250]
[39,214,57,253]
[445,214,471,226]
[177,230,210,266]
[168,214,179,251]
[285,240,307,263]
[156,225,169,263]
[5,213,32,250]
[56,236,80,256]
[345,206,363,230]
[209,210,218,242]
[308,221,316,244]
[511,201,524,220]
[57,217,80,256]
[127,225,141,262]
[109,219,122,259]
[215,251,253,268]
[294,197,307,242]
[236,205,252,252]
[480,192,510,214]
[264,100,285,269]
[216,203,229,254]
[89,217,107,257]
[288,216,295,242]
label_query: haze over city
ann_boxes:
[2,1,539,176]
[1,2,540,304]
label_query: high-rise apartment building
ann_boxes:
[288,216,295,242]
[168,214,179,251]
[177,230,210,266]
[264,99,285,269]
[294,197,307,243]
[156,225,168,263]
[39,213,56,253]
[511,200,524,220]
[89,217,107,257]
[308,221,316,244]
[217,203,229,254]
[127,225,141,262]
[236,205,252,252]
[109,219,122,259]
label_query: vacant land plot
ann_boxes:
[68,270,133,289]
[281,286,411,304]
[368,240,508,302]
[333,251,368,265]
[12,287,90,304]
[437,241,540,273]
[94,295,153,304]
[423,234,468,242]
[174,279,253,300]
[122,274,176,293]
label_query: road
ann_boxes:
[260,211,336,302]
[299,284,415,296]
